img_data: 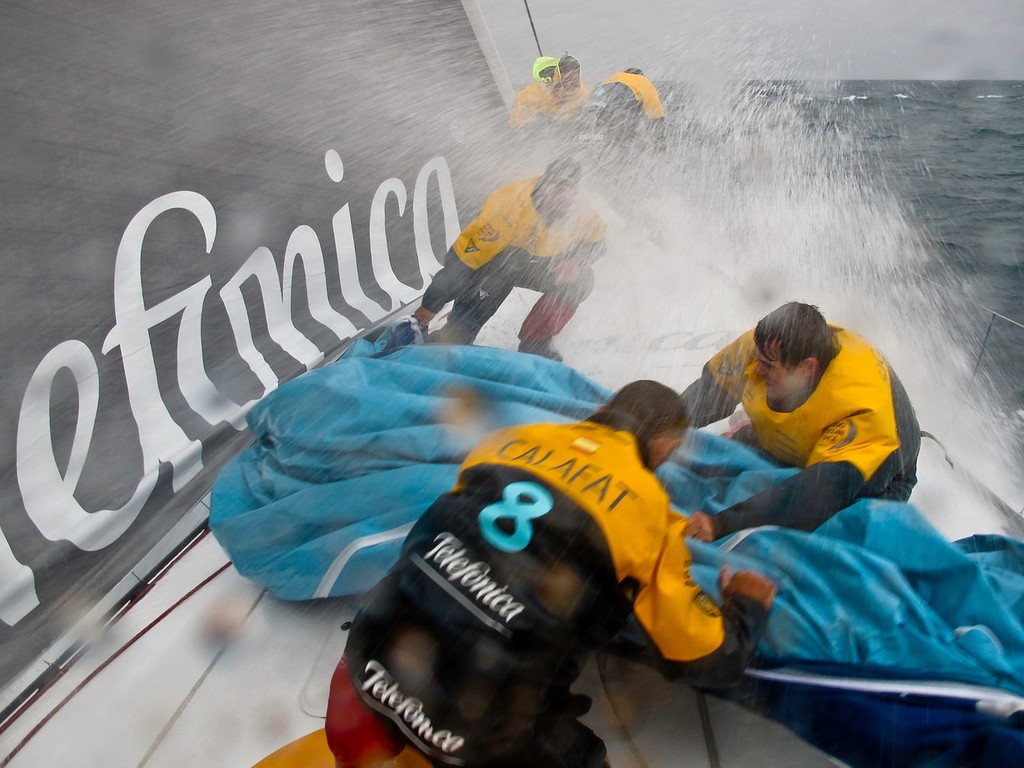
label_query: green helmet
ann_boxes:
[532,56,559,83]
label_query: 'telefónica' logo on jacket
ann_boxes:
[361,659,466,761]
[415,532,526,628]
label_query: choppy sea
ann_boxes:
[497,75,1021,483]
[836,82,1022,371]
[602,78,1023,490]
[698,80,1024,461]
[826,80,1023,452]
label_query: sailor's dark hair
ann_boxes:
[754,302,837,368]
[587,81,644,123]
[558,53,581,71]
[587,380,689,467]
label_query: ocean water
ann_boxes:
[821,81,1023,397]
[475,2,1023,480]
[531,77,1024,511]
[810,80,1024,457]
[474,73,1023,505]
[658,79,1024,473]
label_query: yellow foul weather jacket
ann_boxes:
[345,419,768,765]
[450,177,606,269]
[683,326,920,537]
[509,80,591,127]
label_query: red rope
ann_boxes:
[0,561,232,767]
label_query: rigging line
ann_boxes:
[695,690,722,768]
[522,0,543,57]
[968,312,997,384]
[964,303,1024,332]
[0,524,213,736]
[136,588,268,768]
[920,431,1024,535]
[919,274,1024,329]
[917,273,1019,439]
[0,562,232,768]
[943,310,996,437]
[595,651,650,768]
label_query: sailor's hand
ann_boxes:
[413,306,435,335]
[720,567,777,612]
[550,257,581,283]
[686,511,716,542]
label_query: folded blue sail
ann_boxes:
[210,343,609,600]
[210,343,1024,699]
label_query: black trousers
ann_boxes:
[430,252,594,345]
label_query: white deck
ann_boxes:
[2,226,1020,767]
[0,522,842,767]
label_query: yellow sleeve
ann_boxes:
[805,343,901,478]
[705,331,757,401]
[632,517,726,662]
[509,84,543,127]
[451,184,522,268]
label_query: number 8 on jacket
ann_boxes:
[477,481,553,552]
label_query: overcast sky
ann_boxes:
[476,0,1024,84]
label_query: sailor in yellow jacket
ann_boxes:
[682,302,922,542]
[584,68,666,148]
[328,380,776,768]
[509,54,590,128]
[413,156,606,361]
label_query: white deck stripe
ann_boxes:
[313,523,415,598]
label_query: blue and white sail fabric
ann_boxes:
[211,343,608,600]
[210,343,1024,700]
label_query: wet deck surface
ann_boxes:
[0,528,840,768]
